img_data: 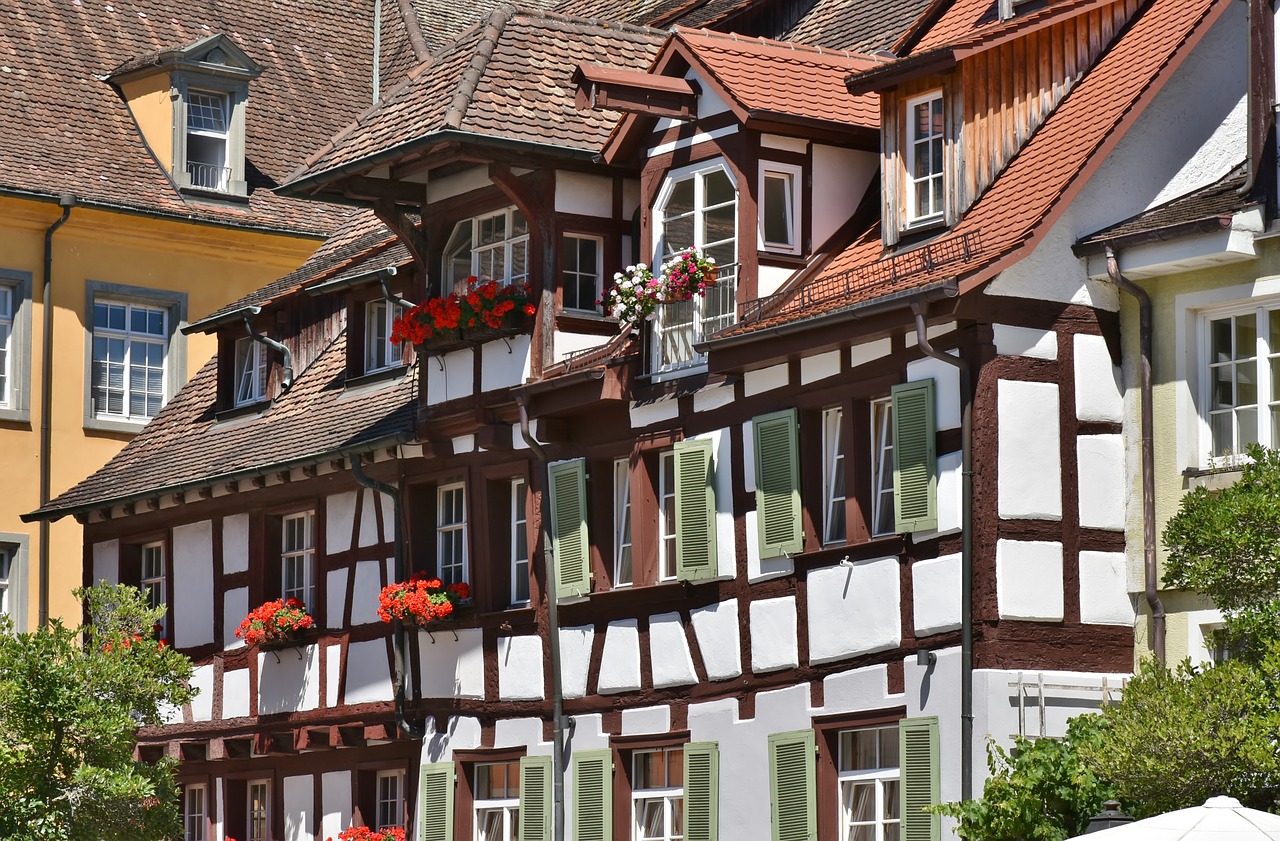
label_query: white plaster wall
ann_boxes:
[622,705,672,736]
[326,491,357,554]
[425,166,489,203]
[630,397,680,427]
[223,668,250,719]
[850,337,891,369]
[996,540,1065,621]
[559,625,595,699]
[1077,434,1126,530]
[421,715,484,763]
[452,434,476,454]
[997,380,1063,520]
[326,643,341,707]
[481,334,532,392]
[693,382,735,413]
[418,628,485,699]
[223,586,248,650]
[284,774,313,841]
[750,596,798,673]
[904,648,964,804]
[743,362,789,396]
[495,717,547,750]
[807,558,901,663]
[648,612,697,687]
[972,668,1129,759]
[325,568,348,631]
[813,146,877,247]
[598,619,641,694]
[321,770,352,841]
[498,634,546,700]
[907,353,961,430]
[426,347,474,405]
[993,324,1057,360]
[357,488,381,548]
[172,520,215,649]
[820,663,903,716]
[380,492,395,540]
[690,599,741,680]
[553,329,611,363]
[1074,333,1124,423]
[555,171,614,216]
[351,559,387,625]
[757,264,793,298]
[345,639,394,705]
[189,664,214,722]
[1079,551,1136,625]
[91,539,118,585]
[800,349,841,385]
[258,644,321,714]
[222,513,250,573]
[915,451,962,540]
[913,553,962,636]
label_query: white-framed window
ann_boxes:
[233,336,269,407]
[184,783,207,841]
[837,726,900,841]
[652,161,738,375]
[377,769,405,830]
[281,511,315,611]
[186,89,230,191]
[905,91,945,224]
[247,779,270,841]
[823,407,847,544]
[759,162,802,254]
[870,398,895,537]
[365,299,401,374]
[511,478,530,606]
[658,451,676,581]
[0,284,11,408]
[475,760,521,841]
[0,545,11,620]
[632,747,683,841]
[562,234,603,312]
[91,299,167,420]
[441,208,529,296]
[0,270,32,423]
[438,483,468,586]
[141,541,165,633]
[613,457,633,587]
[1201,303,1280,460]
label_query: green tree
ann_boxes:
[0,582,195,841]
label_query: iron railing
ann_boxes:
[187,160,231,192]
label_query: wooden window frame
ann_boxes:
[815,709,906,841]
[903,90,945,227]
[758,161,803,255]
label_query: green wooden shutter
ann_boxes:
[768,730,815,841]
[683,742,719,841]
[573,749,613,841]
[753,409,804,559]
[549,459,591,599]
[520,754,553,841]
[900,717,940,841]
[892,380,937,533]
[675,439,718,582]
[417,761,455,841]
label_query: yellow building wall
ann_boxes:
[118,74,175,173]
[0,194,321,630]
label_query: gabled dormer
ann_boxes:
[109,34,263,198]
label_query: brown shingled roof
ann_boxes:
[782,0,934,52]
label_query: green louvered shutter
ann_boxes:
[573,749,613,841]
[753,409,804,559]
[418,761,455,841]
[549,459,591,599]
[892,380,937,533]
[900,717,940,841]
[675,439,718,582]
[683,742,719,841]
[768,730,815,841]
[520,755,553,841]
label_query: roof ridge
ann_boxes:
[675,26,876,61]
[392,0,432,61]
[444,5,518,129]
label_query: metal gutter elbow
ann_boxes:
[241,307,294,392]
[378,266,414,311]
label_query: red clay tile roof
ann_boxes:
[781,0,934,52]
[720,0,1227,338]
[673,28,882,129]
[908,0,1111,55]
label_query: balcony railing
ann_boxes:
[186,160,230,192]
[650,265,737,376]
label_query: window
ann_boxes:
[613,458,633,587]
[652,162,738,375]
[759,163,801,254]
[0,545,11,620]
[870,399,895,537]
[184,784,207,841]
[141,541,165,634]
[632,748,683,841]
[562,235,603,312]
[0,535,27,627]
[658,452,676,582]
[905,92,945,224]
[0,284,11,408]
[365,300,401,374]
[441,208,529,297]
[823,407,847,544]
[91,299,167,421]
[838,727,901,841]
[377,769,405,830]
[511,479,529,605]
[438,483,468,586]
[247,779,270,841]
[234,336,268,407]
[281,512,315,611]
[186,90,230,191]
[0,270,32,422]
[475,760,520,841]
[1203,305,1280,459]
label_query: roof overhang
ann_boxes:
[573,63,700,120]
[1077,207,1264,280]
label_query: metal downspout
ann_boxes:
[910,302,974,800]
[516,398,566,841]
[378,267,414,311]
[241,308,295,391]
[350,455,428,738]
[38,195,74,629]
[1105,246,1165,664]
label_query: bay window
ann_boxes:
[441,208,529,297]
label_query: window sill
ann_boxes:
[345,365,407,393]
[794,535,906,571]
[556,311,616,334]
[84,415,151,435]
[1183,464,1245,491]
[757,251,806,268]
[178,184,249,204]
[0,407,32,427]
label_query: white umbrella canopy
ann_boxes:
[1069,797,1280,841]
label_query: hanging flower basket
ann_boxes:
[391,276,535,350]
[603,248,718,326]
[377,576,471,627]
[236,598,315,648]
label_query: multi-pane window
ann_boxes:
[562,235,602,312]
[281,512,315,611]
[511,478,529,605]
[141,541,165,633]
[186,90,230,191]
[91,300,167,420]
[184,784,207,841]
[0,285,11,406]
[658,452,677,581]
[0,545,11,619]
[870,398,895,537]
[376,769,404,830]
[823,407,847,544]
[475,760,521,841]
[365,299,400,374]
[838,727,900,841]
[441,208,529,296]
[632,748,683,841]
[438,483,468,586]
[905,91,944,223]
[760,164,800,253]
[653,163,738,374]
[1204,305,1280,459]
[233,336,268,407]
[613,458,633,587]
[247,779,270,841]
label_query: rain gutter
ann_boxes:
[241,307,294,392]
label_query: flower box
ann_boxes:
[391,277,535,351]
[327,826,405,841]
[604,248,719,325]
[378,576,472,627]
[236,598,315,648]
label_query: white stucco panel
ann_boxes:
[997,540,1065,621]
[821,664,901,716]
[622,705,672,735]
[345,639,394,705]
[807,558,901,663]
[481,334,532,392]
[690,599,741,680]
[1074,333,1124,423]
[800,350,841,385]
[223,586,248,650]
[283,775,313,841]
[907,353,961,430]
[1077,434,1126,531]
[555,171,613,216]
[172,520,215,649]
[913,451,962,540]
[813,145,877,247]
[750,596,799,673]
[744,363,789,396]
[326,568,348,631]
[598,619,642,694]
[648,611,697,688]
[222,668,250,720]
[418,627,485,699]
[850,337,891,369]
[91,539,119,586]
[998,379,1063,519]
[326,644,341,707]
[258,643,320,715]
[426,347,474,405]
[190,664,214,722]
[326,491,357,555]
[1079,551,1137,626]
[356,488,380,548]
[693,382,735,413]
[321,771,352,841]
[350,559,386,625]
[222,513,251,573]
[498,634,546,700]
[559,625,595,699]
[912,553,962,636]
[630,397,680,428]
[993,324,1058,360]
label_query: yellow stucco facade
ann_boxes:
[0,194,319,630]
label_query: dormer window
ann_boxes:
[364,299,401,374]
[233,336,268,406]
[759,162,802,254]
[905,91,945,224]
[185,91,231,192]
[440,208,529,297]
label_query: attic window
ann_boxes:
[186,91,231,192]
[905,91,945,225]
